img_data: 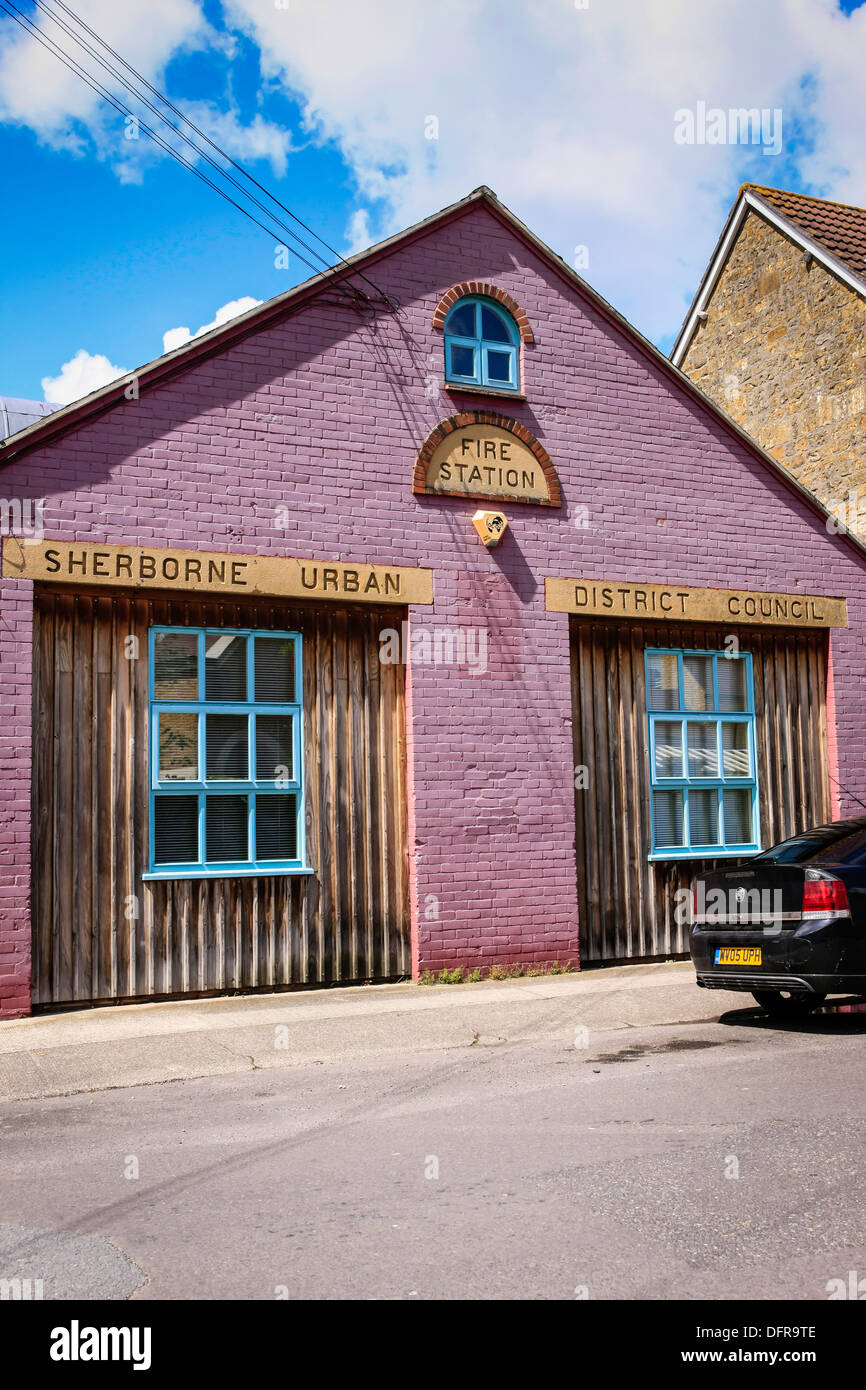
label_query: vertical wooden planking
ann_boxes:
[571,619,596,960]
[32,589,410,1005]
[132,597,152,997]
[72,595,94,1000]
[315,607,335,984]
[571,619,831,964]
[616,625,638,961]
[114,597,133,998]
[364,612,384,977]
[32,595,56,1004]
[53,593,75,1001]
[751,631,772,850]
[332,608,350,980]
[391,624,410,975]
[348,616,366,980]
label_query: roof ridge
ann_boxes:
[3,183,866,567]
[743,183,866,216]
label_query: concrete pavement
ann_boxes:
[0,961,747,1103]
[2,1009,866,1299]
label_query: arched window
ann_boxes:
[444,296,520,392]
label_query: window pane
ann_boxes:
[718,657,748,711]
[154,794,198,864]
[256,716,293,780]
[449,344,476,378]
[255,637,295,703]
[722,723,750,777]
[205,633,247,701]
[723,788,752,843]
[683,655,713,711]
[256,793,298,861]
[158,712,198,781]
[206,713,248,780]
[206,795,248,861]
[653,790,684,847]
[481,305,511,343]
[646,652,679,710]
[687,722,719,777]
[153,631,198,699]
[446,302,475,337]
[485,348,513,383]
[654,721,683,777]
[689,789,718,846]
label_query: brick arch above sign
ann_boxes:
[413,412,561,507]
[431,282,535,344]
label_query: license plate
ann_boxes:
[715,947,762,966]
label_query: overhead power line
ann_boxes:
[44,0,390,304]
[0,0,395,310]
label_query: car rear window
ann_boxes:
[754,824,866,865]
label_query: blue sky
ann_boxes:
[2,0,865,403]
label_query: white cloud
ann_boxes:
[0,0,290,180]
[223,0,866,341]
[9,0,866,346]
[345,208,372,255]
[40,297,263,406]
[42,348,127,405]
[162,296,263,354]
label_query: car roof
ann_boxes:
[790,817,866,841]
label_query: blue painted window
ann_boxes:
[145,627,305,878]
[645,648,760,860]
[444,296,520,391]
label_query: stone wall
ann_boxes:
[681,209,866,538]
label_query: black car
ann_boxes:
[690,816,866,1016]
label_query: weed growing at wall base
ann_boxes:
[419,961,576,984]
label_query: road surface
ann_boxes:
[1,1004,864,1300]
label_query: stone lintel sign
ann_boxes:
[2,539,434,606]
[545,576,848,629]
[413,412,561,506]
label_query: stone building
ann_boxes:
[672,185,866,538]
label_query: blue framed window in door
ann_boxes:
[443,296,520,391]
[145,627,306,878]
[645,648,760,860]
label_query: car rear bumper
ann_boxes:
[695,971,866,995]
[690,920,866,996]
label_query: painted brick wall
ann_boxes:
[2,198,866,1015]
[681,209,866,536]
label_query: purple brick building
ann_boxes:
[1,186,864,1018]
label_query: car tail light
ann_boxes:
[802,873,850,918]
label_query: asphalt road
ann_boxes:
[1,1004,865,1301]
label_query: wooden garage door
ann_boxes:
[32,587,410,1006]
[570,617,832,964]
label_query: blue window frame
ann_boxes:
[444,296,520,392]
[645,648,760,860]
[144,627,306,879]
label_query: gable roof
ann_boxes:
[672,183,866,367]
[4,183,865,562]
[751,185,866,284]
